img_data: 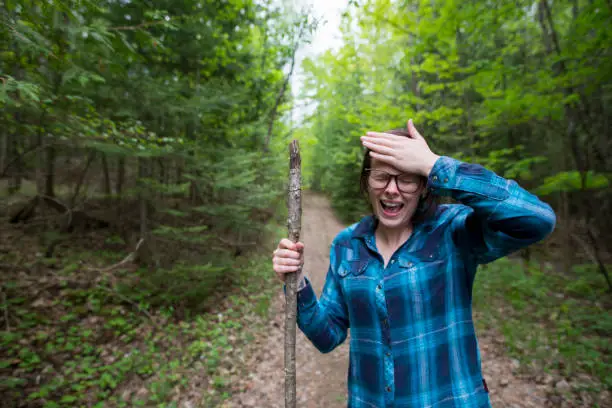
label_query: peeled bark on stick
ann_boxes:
[285,140,301,408]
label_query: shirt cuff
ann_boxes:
[296,276,317,310]
[283,276,317,310]
[426,156,459,196]
[427,156,510,201]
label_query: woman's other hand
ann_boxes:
[360,119,440,177]
[272,238,304,282]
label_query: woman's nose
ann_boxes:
[384,177,400,194]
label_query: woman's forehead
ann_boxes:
[370,158,418,177]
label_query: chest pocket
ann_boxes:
[395,248,447,303]
[337,259,371,279]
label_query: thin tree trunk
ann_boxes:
[139,158,148,239]
[138,158,153,265]
[44,144,55,197]
[0,129,7,174]
[116,157,125,195]
[176,158,183,186]
[70,151,96,207]
[158,158,167,185]
[8,131,21,194]
[101,154,112,195]
[264,25,305,153]
[285,140,301,408]
[36,134,44,195]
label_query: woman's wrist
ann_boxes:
[422,153,441,177]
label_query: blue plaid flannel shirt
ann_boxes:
[293,156,556,408]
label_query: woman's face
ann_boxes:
[367,158,425,230]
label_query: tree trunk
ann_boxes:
[139,158,148,239]
[176,158,183,187]
[8,132,21,194]
[116,157,125,195]
[70,151,96,207]
[101,154,112,195]
[137,158,153,266]
[44,144,55,197]
[285,140,301,408]
[264,25,305,153]
[35,134,45,195]
[0,129,7,175]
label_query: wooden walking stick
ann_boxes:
[285,140,301,408]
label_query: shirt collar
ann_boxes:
[351,215,377,240]
[351,212,438,241]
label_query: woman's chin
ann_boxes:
[376,209,407,228]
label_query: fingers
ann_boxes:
[361,140,396,156]
[273,239,304,279]
[274,264,302,273]
[274,256,302,266]
[278,238,298,250]
[407,119,426,142]
[368,151,394,163]
[273,248,301,259]
[361,133,397,147]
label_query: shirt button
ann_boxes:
[408,262,413,267]
[444,177,449,183]
[383,319,388,326]
[386,386,392,392]
[433,176,438,181]
[386,351,391,357]
[376,283,382,290]
[390,259,395,265]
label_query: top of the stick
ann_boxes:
[289,140,301,169]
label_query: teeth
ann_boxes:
[382,201,402,208]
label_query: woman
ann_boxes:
[272,120,556,408]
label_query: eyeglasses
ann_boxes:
[366,169,421,193]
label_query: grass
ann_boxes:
[473,258,611,396]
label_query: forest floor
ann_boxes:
[223,193,610,408]
[1,190,609,407]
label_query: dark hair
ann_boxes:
[359,128,438,224]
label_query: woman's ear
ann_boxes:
[419,178,428,199]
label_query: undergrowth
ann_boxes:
[473,258,611,397]
[0,227,283,407]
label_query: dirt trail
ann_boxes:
[225,193,551,408]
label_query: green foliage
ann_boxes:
[473,259,611,392]
[1,0,309,406]
[0,247,281,407]
[536,171,610,195]
[299,0,611,227]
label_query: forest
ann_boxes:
[0,0,610,407]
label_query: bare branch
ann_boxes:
[285,140,301,408]
[88,239,145,273]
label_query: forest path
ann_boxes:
[224,193,550,408]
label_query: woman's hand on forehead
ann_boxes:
[360,119,440,177]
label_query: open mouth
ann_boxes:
[380,200,404,217]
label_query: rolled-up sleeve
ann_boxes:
[428,156,556,264]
